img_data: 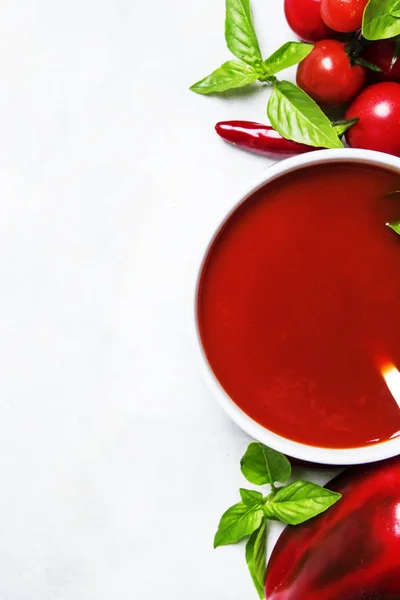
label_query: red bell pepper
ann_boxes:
[266,457,400,600]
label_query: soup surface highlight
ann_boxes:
[198,163,400,449]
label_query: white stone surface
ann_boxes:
[0,1,336,598]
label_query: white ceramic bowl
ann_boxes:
[193,148,400,466]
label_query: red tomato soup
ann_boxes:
[198,163,400,449]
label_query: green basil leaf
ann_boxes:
[245,520,267,599]
[263,42,313,76]
[267,80,343,149]
[241,442,291,486]
[253,520,267,591]
[214,502,264,548]
[332,118,359,137]
[363,0,400,41]
[225,0,262,67]
[390,0,400,18]
[264,481,342,525]
[240,489,264,507]
[387,221,400,235]
[190,60,259,95]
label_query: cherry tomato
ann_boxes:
[345,82,400,156]
[284,0,335,42]
[362,40,400,83]
[296,40,366,106]
[321,0,369,33]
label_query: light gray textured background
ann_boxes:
[0,1,334,598]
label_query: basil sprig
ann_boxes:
[190,38,312,93]
[190,0,345,149]
[363,0,400,40]
[214,442,341,598]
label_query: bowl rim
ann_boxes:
[192,148,400,466]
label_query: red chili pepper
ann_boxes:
[265,457,400,600]
[215,121,315,156]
